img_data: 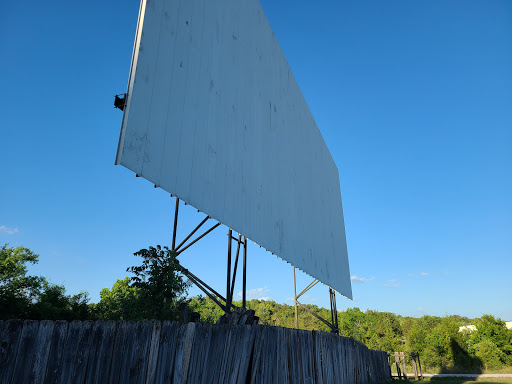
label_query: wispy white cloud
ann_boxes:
[0,225,19,235]
[237,287,270,301]
[384,279,400,288]
[409,272,429,278]
[300,294,318,303]
[351,275,374,283]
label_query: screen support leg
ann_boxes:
[293,265,339,334]
[169,197,231,312]
[169,197,250,315]
[225,231,247,314]
[294,267,298,329]
[243,237,247,309]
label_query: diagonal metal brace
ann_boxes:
[296,300,336,331]
[296,279,319,300]
[175,215,210,251]
[176,223,221,255]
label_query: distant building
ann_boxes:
[459,325,477,333]
[459,322,512,332]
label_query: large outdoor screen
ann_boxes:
[116,0,352,299]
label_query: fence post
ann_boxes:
[411,352,419,380]
[417,352,424,379]
[387,353,392,381]
[400,352,408,379]
[393,353,402,379]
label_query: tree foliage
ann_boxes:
[0,244,92,320]
[124,245,190,320]
[94,277,141,320]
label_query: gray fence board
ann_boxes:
[302,329,315,384]
[154,321,178,383]
[86,321,116,384]
[44,321,69,384]
[129,321,153,383]
[187,323,209,384]
[145,321,161,384]
[11,320,40,384]
[71,320,93,384]
[108,320,127,384]
[84,321,103,384]
[29,320,54,384]
[57,321,80,384]
[0,320,23,384]
[236,325,256,384]
[117,321,137,384]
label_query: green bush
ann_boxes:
[473,339,505,371]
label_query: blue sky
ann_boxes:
[1,0,511,320]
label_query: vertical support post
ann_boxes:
[294,266,298,329]
[242,237,247,309]
[226,228,232,313]
[329,288,339,335]
[229,234,242,301]
[329,287,334,325]
[172,197,179,251]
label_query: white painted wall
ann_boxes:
[116,0,352,299]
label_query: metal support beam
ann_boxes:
[297,279,319,300]
[294,267,298,329]
[176,223,221,255]
[226,229,232,313]
[175,215,210,251]
[243,237,247,309]
[230,234,242,302]
[329,287,339,335]
[172,197,179,251]
[185,272,226,312]
[293,266,339,333]
[185,270,228,306]
[296,300,336,331]
[168,196,241,315]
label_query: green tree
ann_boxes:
[472,339,506,370]
[1,244,93,320]
[126,245,190,320]
[0,244,45,319]
[29,283,92,321]
[188,295,225,323]
[469,315,512,367]
[95,277,141,320]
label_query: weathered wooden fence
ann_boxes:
[0,320,391,384]
[389,352,423,381]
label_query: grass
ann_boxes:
[390,363,512,376]
[393,378,512,384]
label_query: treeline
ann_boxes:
[2,244,511,373]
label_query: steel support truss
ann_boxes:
[293,266,339,334]
[170,197,248,314]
